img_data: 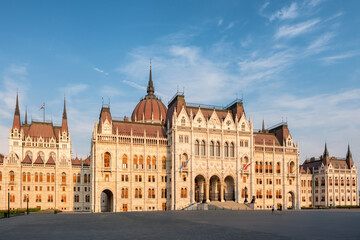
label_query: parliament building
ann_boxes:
[0,67,358,212]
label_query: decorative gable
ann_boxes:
[193,109,206,128]
[238,114,249,132]
[177,107,190,127]
[208,110,221,129]
[102,119,112,134]
[223,112,235,130]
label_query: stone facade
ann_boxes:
[0,69,358,212]
[300,144,359,207]
[0,97,91,212]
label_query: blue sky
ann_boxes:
[0,0,359,165]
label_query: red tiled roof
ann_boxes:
[22,155,32,164]
[253,134,280,146]
[34,155,44,164]
[83,156,90,166]
[187,107,229,121]
[329,159,349,169]
[27,122,55,139]
[131,96,167,122]
[113,121,166,138]
[46,156,55,165]
[72,157,81,165]
[0,154,4,163]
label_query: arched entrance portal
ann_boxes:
[287,191,295,209]
[101,189,113,212]
[195,175,206,203]
[209,175,221,201]
[224,176,235,201]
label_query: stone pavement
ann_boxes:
[1,209,360,239]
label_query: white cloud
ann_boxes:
[306,32,334,54]
[100,86,123,97]
[217,18,223,26]
[240,35,252,48]
[259,2,270,14]
[320,51,358,64]
[275,19,320,39]
[122,80,146,91]
[0,64,30,154]
[225,22,235,30]
[93,67,109,75]
[270,3,299,21]
[60,83,88,97]
[307,0,326,8]
[249,88,360,161]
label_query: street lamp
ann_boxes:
[244,187,248,203]
[8,188,10,218]
[27,194,29,215]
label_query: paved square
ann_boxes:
[1,210,360,239]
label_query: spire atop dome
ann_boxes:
[147,61,154,96]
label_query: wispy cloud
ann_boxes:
[259,2,270,15]
[225,21,236,30]
[320,51,359,64]
[306,32,334,54]
[240,35,252,48]
[217,18,223,26]
[100,86,122,97]
[275,19,320,39]
[93,67,109,75]
[0,64,30,154]
[122,79,146,91]
[270,3,299,21]
[60,83,88,97]
[308,0,326,8]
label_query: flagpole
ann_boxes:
[43,102,45,122]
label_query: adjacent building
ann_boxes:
[300,144,359,207]
[0,95,91,211]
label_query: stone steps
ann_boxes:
[182,201,253,211]
[208,201,252,210]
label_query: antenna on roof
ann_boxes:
[102,97,104,105]
[177,85,179,92]
[183,86,185,94]
[108,97,110,106]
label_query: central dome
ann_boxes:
[131,66,167,123]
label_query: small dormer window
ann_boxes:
[241,123,245,131]
[181,117,186,126]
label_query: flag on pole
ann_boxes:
[40,104,45,110]
[179,158,190,170]
[243,161,254,170]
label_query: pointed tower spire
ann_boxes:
[147,61,154,96]
[322,142,330,166]
[61,97,68,133]
[346,144,354,168]
[24,107,28,125]
[323,143,329,157]
[12,92,21,130]
[63,97,67,119]
[262,119,265,133]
